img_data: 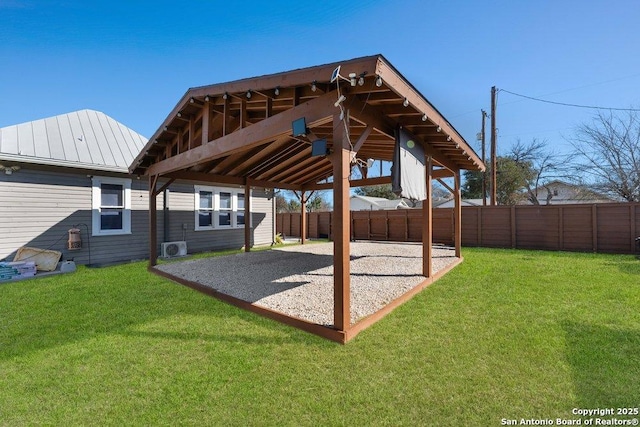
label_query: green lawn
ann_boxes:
[1,248,638,426]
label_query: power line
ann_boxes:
[499,88,640,112]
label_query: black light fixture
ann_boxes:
[403,98,409,107]
[204,95,210,102]
[274,87,280,96]
[375,75,383,87]
[246,90,252,99]
[422,114,428,122]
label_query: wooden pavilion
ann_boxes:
[130,54,484,343]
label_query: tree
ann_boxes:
[461,170,484,199]
[354,184,398,200]
[462,139,564,205]
[509,139,567,205]
[275,192,300,213]
[306,193,332,212]
[569,111,640,202]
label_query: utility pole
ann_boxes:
[490,86,497,206]
[480,109,488,206]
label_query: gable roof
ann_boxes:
[0,109,148,173]
[130,54,484,190]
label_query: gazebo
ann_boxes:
[130,54,484,343]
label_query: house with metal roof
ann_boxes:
[0,109,274,266]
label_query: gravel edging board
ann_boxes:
[155,241,458,327]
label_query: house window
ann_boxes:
[91,177,132,236]
[194,186,251,231]
[198,191,213,227]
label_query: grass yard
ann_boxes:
[1,248,638,426]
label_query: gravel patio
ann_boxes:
[156,241,459,327]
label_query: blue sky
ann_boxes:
[2,0,640,159]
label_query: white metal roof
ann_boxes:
[0,109,148,173]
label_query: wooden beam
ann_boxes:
[423,156,433,277]
[436,178,454,194]
[352,124,373,153]
[300,192,307,245]
[332,111,351,332]
[454,170,461,258]
[164,170,301,191]
[147,91,339,177]
[153,177,176,197]
[202,101,210,146]
[223,96,229,136]
[244,180,251,252]
[149,174,159,267]
[305,175,392,190]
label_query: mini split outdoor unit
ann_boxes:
[161,241,187,258]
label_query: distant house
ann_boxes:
[524,180,616,205]
[350,194,410,211]
[434,198,489,208]
[0,110,274,266]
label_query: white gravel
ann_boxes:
[155,241,459,327]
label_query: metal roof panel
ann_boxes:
[0,109,148,172]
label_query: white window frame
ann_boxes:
[194,185,252,231]
[91,176,132,236]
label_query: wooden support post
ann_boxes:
[454,170,462,257]
[332,111,351,331]
[244,180,251,252]
[202,101,210,146]
[148,174,159,267]
[300,191,307,245]
[423,155,433,278]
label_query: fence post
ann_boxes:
[511,205,516,249]
[592,205,598,252]
[559,206,564,251]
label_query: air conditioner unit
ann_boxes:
[161,241,187,258]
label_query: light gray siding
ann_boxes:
[0,168,273,266]
[251,188,275,245]
[0,167,164,266]
[162,183,274,254]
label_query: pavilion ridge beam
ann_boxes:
[146,91,340,177]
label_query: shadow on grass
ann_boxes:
[563,321,640,407]
[0,263,321,361]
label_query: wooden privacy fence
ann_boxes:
[277,203,640,254]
